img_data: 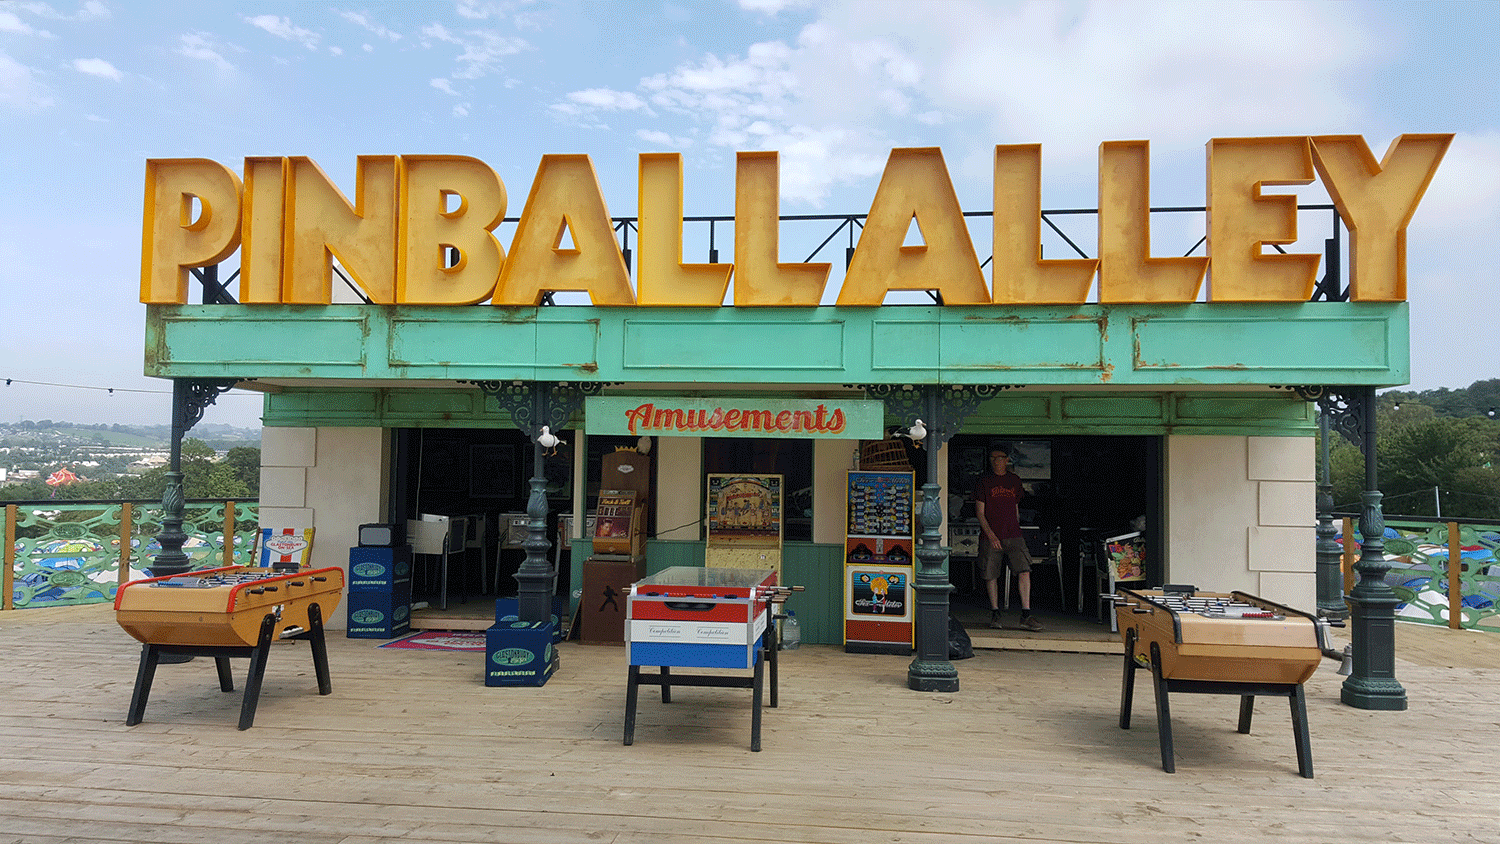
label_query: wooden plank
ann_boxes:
[1,604,1499,843]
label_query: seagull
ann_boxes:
[537,426,566,455]
[896,419,927,447]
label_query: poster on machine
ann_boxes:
[706,474,783,542]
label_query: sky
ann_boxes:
[1,0,1497,429]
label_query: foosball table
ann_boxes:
[114,565,344,730]
[1110,585,1332,778]
[622,566,801,752]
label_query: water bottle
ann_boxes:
[781,610,801,650]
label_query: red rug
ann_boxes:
[378,631,487,651]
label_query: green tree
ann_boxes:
[222,446,261,495]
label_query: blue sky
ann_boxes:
[1,0,1496,428]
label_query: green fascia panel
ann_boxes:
[264,385,1313,437]
[263,387,515,428]
[620,314,846,372]
[1063,394,1166,420]
[146,301,1407,387]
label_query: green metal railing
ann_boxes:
[1338,516,1500,632]
[3,500,259,610]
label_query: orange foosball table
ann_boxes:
[1111,586,1331,778]
[114,565,344,730]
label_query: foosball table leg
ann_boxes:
[237,613,279,731]
[307,603,332,695]
[1149,642,1176,773]
[659,666,672,703]
[767,612,779,709]
[214,658,235,692]
[1119,628,1138,730]
[1237,695,1255,734]
[750,652,764,752]
[1290,684,1313,778]
[125,643,161,726]
[623,665,642,746]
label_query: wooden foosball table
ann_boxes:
[1111,586,1332,778]
[114,565,344,730]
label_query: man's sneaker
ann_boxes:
[988,615,1004,629]
[1020,616,1044,632]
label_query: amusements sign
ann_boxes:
[585,396,883,440]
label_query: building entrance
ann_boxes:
[946,434,1162,627]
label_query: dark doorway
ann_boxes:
[947,433,1162,618]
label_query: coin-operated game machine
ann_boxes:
[843,470,915,654]
[579,448,652,643]
[705,474,784,578]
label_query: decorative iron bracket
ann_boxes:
[175,379,240,435]
[467,380,603,439]
[1292,386,1368,450]
[858,384,1011,447]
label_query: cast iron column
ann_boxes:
[1340,385,1407,709]
[906,386,957,691]
[1314,409,1348,619]
[471,381,600,624]
[149,379,236,577]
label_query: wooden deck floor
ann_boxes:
[3,604,1498,843]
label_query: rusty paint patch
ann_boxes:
[571,362,599,374]
[1099,362,1113,382]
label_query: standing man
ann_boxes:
[976,444,1043,631]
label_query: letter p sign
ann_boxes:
[141,159,243,304]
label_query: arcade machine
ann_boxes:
[704,473,784,578]
[579,448,651,643]
[843,469,915,654]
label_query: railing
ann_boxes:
[3,500,259,611]
[1337,515,1500,631]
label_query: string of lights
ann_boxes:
[2,377,257,397]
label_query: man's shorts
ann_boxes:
[979,536,1033,580]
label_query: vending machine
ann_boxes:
[844,470,915,654]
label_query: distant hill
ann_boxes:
[1,420,260,449]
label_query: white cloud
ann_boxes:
[431,77,458,96]
[244,14,321,51]
[72,57,120,81]
[420,23,529,80]
[453,103,470,118]
[738,0,812,14]
[177,32,234,72]
[637,128,694,148]
[0,51,53,110]
[566,88,648,112]
[329,45,343,56]
[0,10,38,35]
[340,10,401,42]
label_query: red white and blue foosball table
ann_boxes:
[114,565,344,730]
[1111,586,1333,778]
[622,566,799,752]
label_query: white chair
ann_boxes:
[408,515,463,610]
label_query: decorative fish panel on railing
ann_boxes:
[1340,519,1500,631]
[4,501,259,609]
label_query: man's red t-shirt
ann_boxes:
[975,472,1025,540]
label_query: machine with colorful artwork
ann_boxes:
[843,470,915,654]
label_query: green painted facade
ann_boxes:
[145,301,1408,389]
